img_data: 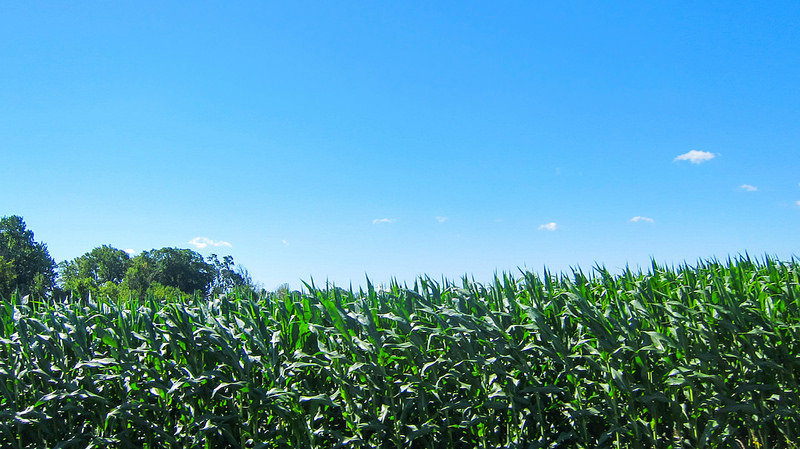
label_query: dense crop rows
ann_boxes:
[1,256,799,448]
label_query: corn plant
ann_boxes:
[1,255,798,448]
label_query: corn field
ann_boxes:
[1,256,799,448]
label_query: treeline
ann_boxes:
[0,215,257,300]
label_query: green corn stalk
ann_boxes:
[1,256,799,447]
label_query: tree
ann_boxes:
[123,247,214,297]
[207,254,250,296]
[58,245,131,299]
[0,256,16,298]
[0,215,56,298]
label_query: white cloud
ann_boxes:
[436,216,448,223]
[538,222,558,231]
[123,249,136,255]
[739,184,758,192]
[188,237,232,249]
[797,201,800,207]
[372,218,396,224]
[674,150,716,164]
[281,239,290,246]
[630,216,655,224]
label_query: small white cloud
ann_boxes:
[538,222,558,231]
[436,216,448,223]
[372,218,396,224]
[674,150,716,164]
[630,216,655,224]
[796,201,800,207]
[281,239,290,246]
[740,184,758,192]
[188,237,232,249]
[123,249,136,255]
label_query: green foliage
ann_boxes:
[4,215,249,302]
[58,245,131,299]
[0,256,15,296]
[1,256,799,448]
[146,281,188,300]
[207,253,250,297]
[0,215,56,298]
[122,247,214,298]
[97,280,125,301]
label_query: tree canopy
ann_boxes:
[207,253,250,297]
[58,245,131,299]
[0,215,56,298]
[123,247,215,297]
[58,246,254,300]
[2,215,257,301]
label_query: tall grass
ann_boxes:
[1,256,798,448]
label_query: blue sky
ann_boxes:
[2,2,799,290]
